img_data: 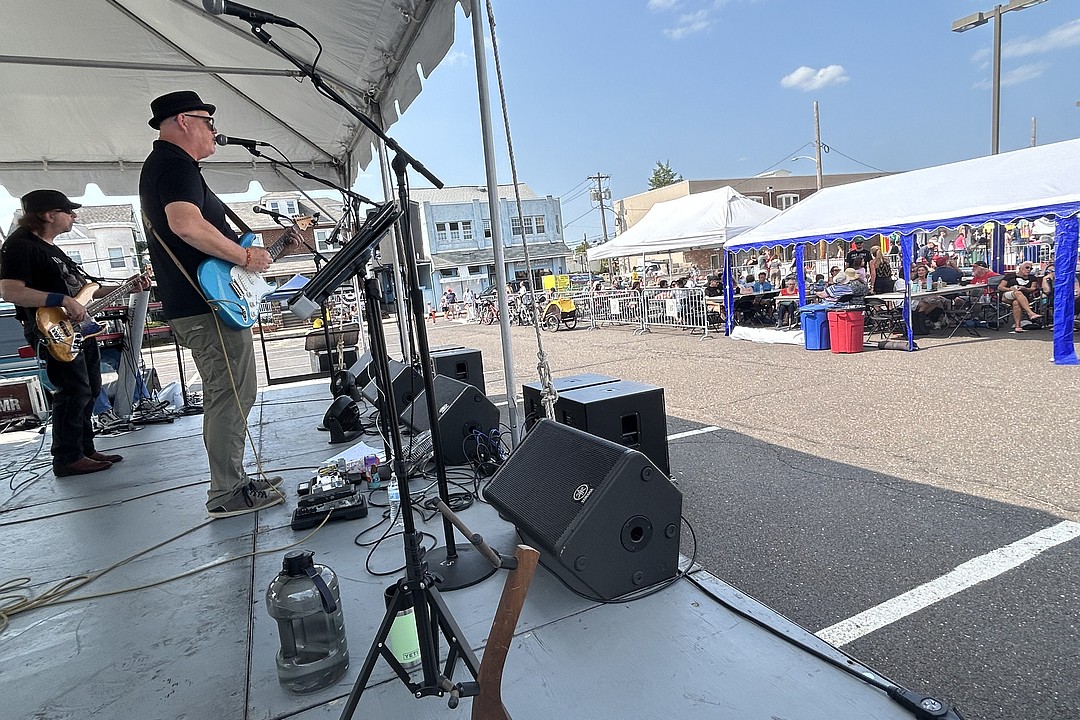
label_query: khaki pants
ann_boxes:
[170,314,257,509]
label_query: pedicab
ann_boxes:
[541,296,578,331]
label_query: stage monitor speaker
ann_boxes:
[485,419,682,600]
[343,351,375,389]
[360,359,423,417]
[400,375,499,466]
[429,346,485,394]
[521,373,619,429]
[555,379,669,477]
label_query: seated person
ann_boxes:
[817,269,868,303]
[775,277,800,327]
[738,274,756,294]
[703,276,722,299]
[930,256,962,285]
[998,262,1042,333]
[1040,265,1080,320]
[810,273,826,292]
[751,272,773,293]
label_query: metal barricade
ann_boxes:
[639,288,713,337]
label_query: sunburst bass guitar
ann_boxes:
[35,273,150,362]
[196,216,312,329]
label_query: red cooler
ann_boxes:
[828,310,865,354]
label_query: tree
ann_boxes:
[648,160,683,189]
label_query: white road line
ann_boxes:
[667,426,721,441]
[816,520,1080,647]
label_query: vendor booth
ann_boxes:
[725,138,1080,365]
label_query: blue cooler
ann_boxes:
[799,303,831,351]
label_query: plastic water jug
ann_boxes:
[266,550,349,693]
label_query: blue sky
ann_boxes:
[3,1,1079,246]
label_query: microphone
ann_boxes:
[215,133,270,149]
[253,206,291,221]
[202,0,300,28]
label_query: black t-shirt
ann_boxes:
[0,226,88,322]
[1000,272,1037,292]
[704,284,722,298]
[139,140,239,320]
[845,248,872,270]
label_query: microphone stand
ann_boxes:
[242,18,505,718]
[244,23,497,591]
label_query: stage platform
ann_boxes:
[0,379,946,720]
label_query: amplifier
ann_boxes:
[0,376,49,422]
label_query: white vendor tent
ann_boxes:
[725,138,1080,364]
[587,186,780,261]
[0,0,467,195]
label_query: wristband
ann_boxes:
[243,247,252,269]
[45,292,64,307]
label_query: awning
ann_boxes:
[431,243,573,270]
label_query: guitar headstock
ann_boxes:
[293,215,314,231]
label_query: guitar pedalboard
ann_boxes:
[290,460,369,530]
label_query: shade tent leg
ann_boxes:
[723,249,735,335]
[901,233,914,351]
[1052,216,1078,365]
[794,244,806,305]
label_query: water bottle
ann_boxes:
[387,475,403,530]
[266,550,349,693]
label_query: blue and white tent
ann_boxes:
[725,138,1080,364]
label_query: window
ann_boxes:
[435,221,471,243]
[442,268,459,278]
[68,250,82,264]
[268,199,298,216]
[483,219,492,239]
[534,216,545,235]
[747,196,764,203]
[777,193,800,210]
[467,265,483,274]
[510,217,523,236]
[108,248,125,269]
[315,229,333,253]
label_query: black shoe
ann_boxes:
[55,456,112,477]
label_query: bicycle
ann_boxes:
[478,300,500,325]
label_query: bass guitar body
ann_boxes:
[35,283,102,363]
[196,232,276,330]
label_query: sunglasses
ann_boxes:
[181,114,216,130]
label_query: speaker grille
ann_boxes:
[486,420,629,549]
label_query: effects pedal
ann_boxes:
[291,461,369,531]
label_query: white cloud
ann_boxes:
[663,10,711,40]
[973,18,1080,63]
[974,62,1049,89]
[647,0,679,10]
[780,65,849,92]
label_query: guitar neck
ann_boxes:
[84,276,144,317]
[261,216,313,263]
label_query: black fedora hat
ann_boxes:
[22,189,82,213]
[148,90,216,130]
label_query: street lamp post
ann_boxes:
[952,0,1049,155]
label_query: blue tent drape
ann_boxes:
[723,251,735,335]
[900,234,914,350]
[795,244,806,305]
[1053,217,1079,365]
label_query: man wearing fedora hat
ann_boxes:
[139,90,300,518]
[0,190,148,476]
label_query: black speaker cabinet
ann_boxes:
[521,373,619,428]
[485,420,682,600]
[400,375,499,466]
[429,346,485,394]
[555,379,669,477]
[344,351,375,389]
[360,360,424,417]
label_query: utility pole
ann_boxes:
[813,101,824,191]
[588,172,611,243]
[1031,116,1037,147]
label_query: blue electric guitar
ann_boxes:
[197,215,312,329]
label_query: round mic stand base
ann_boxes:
[424,544,498,591]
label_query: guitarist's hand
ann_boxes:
[246,247,273,273]
[281,227,305,257]
[61,296,89,323]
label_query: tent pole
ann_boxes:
[1052,216,1078,365]
[470,0,520,445]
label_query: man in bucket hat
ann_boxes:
[139,90,301,518]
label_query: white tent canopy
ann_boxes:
[727,139,1080,251]
[0,0,466,196]
[588,186,780,261]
